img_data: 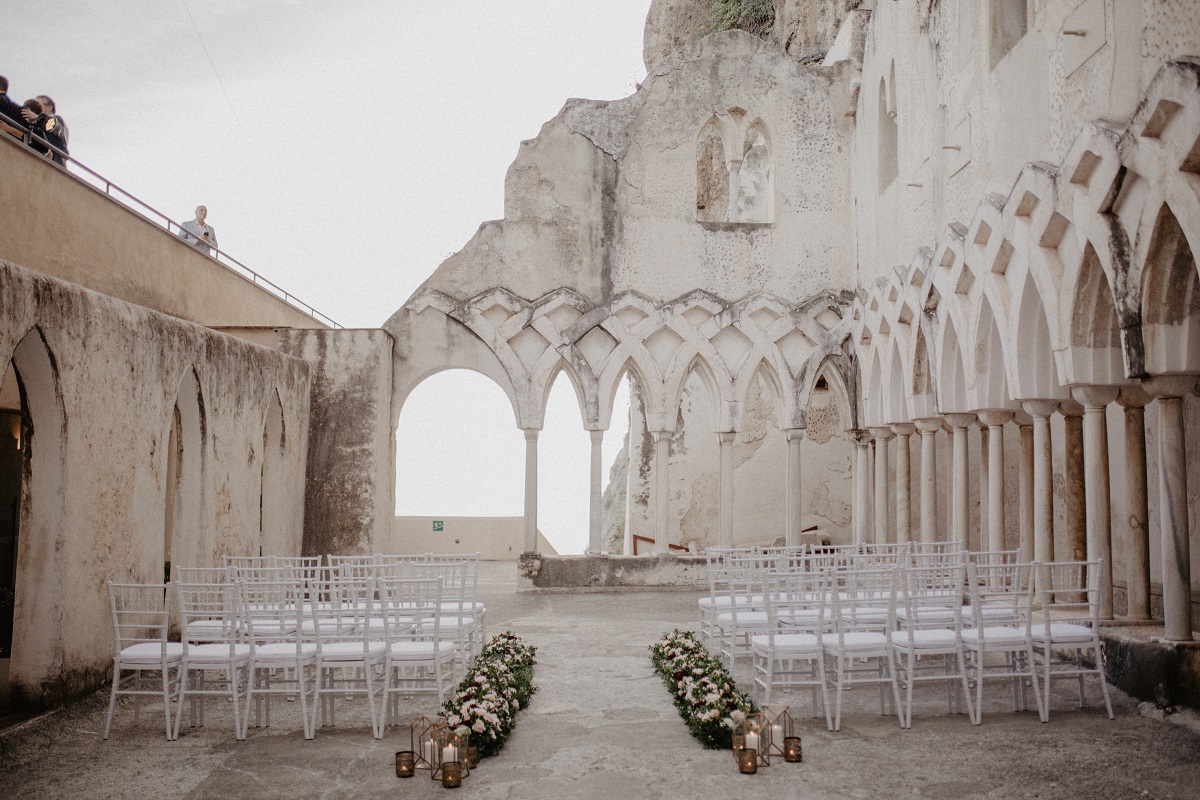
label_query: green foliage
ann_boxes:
[701,0,775,39]
[440,632,538,759]
[650,629,757,749]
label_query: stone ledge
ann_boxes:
[516,553,708,592]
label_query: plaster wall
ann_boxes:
[0,136,325,331]
[390,517,556,561]
[0,259,309,707]
[279,329,394,558]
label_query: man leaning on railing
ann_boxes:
[0,76,27,139]
[21,94,69,166]
[179,205,218,255]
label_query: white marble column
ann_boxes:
[853,433,871,546]
[945,414,975,550]
[870,427,893,545]
[1061,401,1087,563]
[1016,412,1035,566]
[785,429,804,547]
[652,431,671,554]
[891,423,915,545]
[977,410,1014,553]
[1023,400,1058,564]
[915,418,942,543]
[1116,387,1152,621]
[523,428,540,554]
[1074,386,1118,620]
[718,431,735,549]
[1146,377,1197,642]
[978,423,990,553]
[588,429,604,554]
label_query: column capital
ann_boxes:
[1021,399,1060,418]
[650,429,673,443]
[1071,385,1119,409]
[943,413,976,429]
[785,428,805,443]
[1013,410,1033,427]
[589,429,604,443]
[523,428,541,442]
[914,417,943,434]
[1141,374,1200,400]
[852,429,871,446]
[1116,384,1153,409]
[1058,399,1085,418]
[890,422,916,436]
[976,409,1015,427]
[718,431,736,444]
[867,426,894,440]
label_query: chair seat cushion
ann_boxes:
[826,631,889,652]
[439,601,485,614]
[892,629,960,649]
[751,632,821,653]
[185,620,235,642]
[962,626,1029,647]
[717,611,768,627]
[1031,623,1095,644]
[319,641,386,661]
[389,640,457,660]
[119,642,184,665]
[253,642,318,661]
[184,643,251,664]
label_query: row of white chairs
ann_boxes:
[704,546,1113,731]
[104,553,484,742]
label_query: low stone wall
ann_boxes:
[517,553,709,592]
[1103,629,1200,710]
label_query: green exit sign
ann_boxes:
[432,520,444,532]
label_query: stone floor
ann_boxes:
[2,563,1199,799]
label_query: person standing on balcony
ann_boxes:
[0,77,26,138]
[180,205,218,255]
[21,94,68,165]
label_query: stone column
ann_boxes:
[1145,376,1197,642]
[523,429,540,554]
[1074,386,1119,620]
[1060,401,1087,563]
[870,427,893,545]
[944,414,976,549]
[718,431,735,549]
[785,429,804,547]
[1116,387,1152,621]
[1022,400,1059,564]
[1016,412,1035,566]
[915,418,942,543]
[977,410,1014,553]
[978,423,989,552]
[853,432,871,546]
[588,429,604,554]
[652,431,672,554]
[891,423,916,545]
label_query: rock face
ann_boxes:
[772,0,862,62]
[643,0,710,72]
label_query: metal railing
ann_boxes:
[3,123,342,329]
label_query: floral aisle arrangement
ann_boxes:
[650,629,757,749]
[440,632,538,758]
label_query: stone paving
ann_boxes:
[2,563,1199,799]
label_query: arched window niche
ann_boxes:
[695,109,774,226]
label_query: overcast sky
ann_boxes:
[2,0,652,554]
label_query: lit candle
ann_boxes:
[442,744,458,764]
[744,731,759,752]
[422,740,434,765]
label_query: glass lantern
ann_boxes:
[759,706,794,761]
[410,716,444,771]
[431,724,470,782]
[732,712,769,767]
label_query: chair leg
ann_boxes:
[103,665,121,740]
[161,667,176,741]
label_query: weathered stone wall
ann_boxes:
[279,329,394,557]
[0,259,309,707]
[0,136,325,331]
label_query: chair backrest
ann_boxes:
[107,582,172,654]
[901,561,968,631]
[311,574,378,648]
[964,560,1032,629]
[1030,560,1100,629]
[762,566,828,637]
[828,566,899,633]
[237,575,308,646]
[175,577,241,648]
[844,542,911,570]
[911,541,962,556]
[378,575,443,642]
[328,554,381,582]
[966,549,1022,568]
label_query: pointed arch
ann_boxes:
[937,319,969,412]
[1064,244,1123,386]
[909,324,937,418]
[1141,203,1200,374]
[974,298,1012,408]
[696,116,729,223]
[885,339,907,422]
[5,327,67,706]
[162,366,207,571]
[737,119,773,223]
[742,358,786,431]
[259,390,286,557]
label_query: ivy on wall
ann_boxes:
[701,0,775,39]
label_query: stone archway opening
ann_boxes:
[395,369,526,558]
[537,372,592,555]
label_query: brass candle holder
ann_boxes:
[394,750,416,778]
[441,761,463,788]
[431,726,469,782]
[732,713,769,767]
[737,748,758,774]
[760,706,795,761]
[783,736,803,763]
[466,744,480,769]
